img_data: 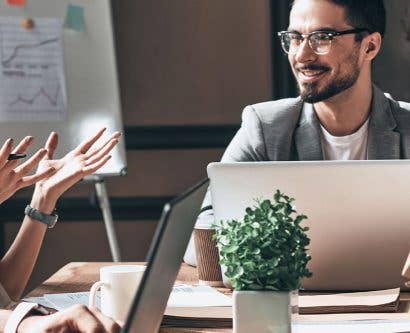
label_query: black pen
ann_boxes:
[8,154,26,160]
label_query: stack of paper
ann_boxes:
[163,288,402,327]
[163,307,232,328]
[167,285,231,308]
[299,288,401,314]
[162,285,232,327]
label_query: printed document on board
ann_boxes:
[0,16,67,122]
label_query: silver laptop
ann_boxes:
[207,161,410,291]
[122,178,208,333]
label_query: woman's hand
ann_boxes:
[31,128,121,212]
[17,305,121,333]
[0,129,120,302]
[0,136,55,205]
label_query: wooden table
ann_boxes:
[27,262,410,333]
[27,262,231,333]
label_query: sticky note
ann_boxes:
[6,0,26,6]
[64,4,85,32]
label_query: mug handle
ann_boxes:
[89,281,108,308]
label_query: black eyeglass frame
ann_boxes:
[277,28,370,54]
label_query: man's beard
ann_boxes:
[296,54,360,104]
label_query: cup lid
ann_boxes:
[195,214,215,229]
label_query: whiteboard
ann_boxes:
[0,0,126,176]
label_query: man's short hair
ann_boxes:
[292,0,386,39]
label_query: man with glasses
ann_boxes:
[225,0,409,163]
[185,0,410,265]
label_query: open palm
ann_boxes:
[34,128,121,203]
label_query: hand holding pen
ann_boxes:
[8,153,26,160]
[0,137,56,205]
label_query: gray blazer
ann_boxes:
[202,85,410,210]
[222,85,410,163]
[184,85,410,266]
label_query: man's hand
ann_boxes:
[17,305,121,333]
[31,128,121,212]
[0,136,55,205]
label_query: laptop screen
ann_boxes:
[122,178,209,333]
[207,161,410,291]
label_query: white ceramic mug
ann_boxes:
[89,265,145,322]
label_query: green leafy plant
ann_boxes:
[213,190,312,291]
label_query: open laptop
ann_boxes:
[122,178,208,333]
[207,161,410,291]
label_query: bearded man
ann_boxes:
[184,0,410,265]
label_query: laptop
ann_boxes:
[122,178,208,333]
[207,161,410,291]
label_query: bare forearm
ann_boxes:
[0,193,56,300]
[0,129,119,302]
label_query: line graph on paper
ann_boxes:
[1,36,59,67]
[0,17,66,121]
[9,85,60,107]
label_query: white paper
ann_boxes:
[167,285,232,308]
[23,296,55,309]
[292,319,410,333]
[299,288,400,307]
[0,17,67,121]
[40,285,231,311]
[44,292,100,311]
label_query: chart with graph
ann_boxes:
[0,16,66,121]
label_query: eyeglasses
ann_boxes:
[277,28,369,55]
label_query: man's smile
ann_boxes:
[295,65,330,83]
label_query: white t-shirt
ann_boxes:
[184,118,372,267]
[320,118,369,160]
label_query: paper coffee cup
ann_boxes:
[194,215,223,287]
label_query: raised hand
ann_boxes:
[32,128,121,210]
[0,136,55,205]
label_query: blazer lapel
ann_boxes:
[367,86,400,159]
[295,103,323,160]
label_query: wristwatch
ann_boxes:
[24,205,58,228]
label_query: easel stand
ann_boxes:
[94,178,121,262]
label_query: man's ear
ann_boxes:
[363,32,382,60]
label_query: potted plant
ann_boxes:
[213,190,312,333]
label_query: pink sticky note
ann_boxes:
[6,0,26,6]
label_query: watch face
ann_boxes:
[48,215,58,228]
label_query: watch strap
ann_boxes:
[24,205,58,228]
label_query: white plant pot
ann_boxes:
[233,290,298,333]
